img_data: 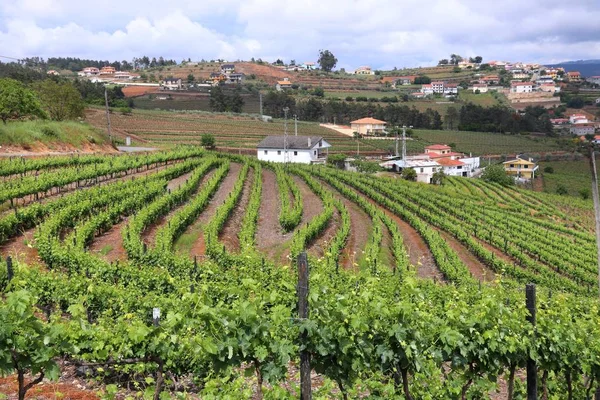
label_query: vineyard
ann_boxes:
[1,148,600,399]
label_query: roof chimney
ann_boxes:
[308,137,312,147]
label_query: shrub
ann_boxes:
[119,107,132,115]
[543,166,554,174]
[40,126,58,137]
[345,96,354,102]
[201,133,216,149]
[579,187,591,200]
[556,184,568,195]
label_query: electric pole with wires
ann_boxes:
[283,107,290,164]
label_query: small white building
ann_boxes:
[444,83,458,95]
[221,64,235,73]
[354,66,375,75]
[431,81,445,94]
[350,117,386,136]
[569,114,589,124]
[570,124,596,136]
[276,79,293,91]
[421,84,434,95]
[161,78,182,90]
[587,76,600,85]
[380,160,442,184]
[257,136,331,164]
[510,81,533,93]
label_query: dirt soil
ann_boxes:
[180,163,241,257]
[437,229,495,282]
[0,142,117,157]
[255,169,290,263]
[307,208,340,259]
[88,219,129,263]
[0,228,40,266]
[219,167,254,253]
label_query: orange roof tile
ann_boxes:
[350,117,386,124]
[436,158,464,166]
[425,144,451,150]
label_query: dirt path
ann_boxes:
[141,170,215,248]
[219,167,254,253]
[255,169,290,263]
[293,176,323,227]
[176,163,241,257]
[307,208,341,259]
[437,229,495,282]
[0,228,40,267]
[315,179,372,270]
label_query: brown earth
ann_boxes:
[255,169,290,263]
[307,208,341,259]
[0,142,117,157]
[182,163,241,257]
[219,166,254,252]
[122,85,161,97]
[0,228,40,267]
[437,229,495,282]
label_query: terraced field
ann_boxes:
[1,149,599,399]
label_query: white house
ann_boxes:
[436,157,480,177]
[380,160,442,184]
[569,114,589,124]
[587,76,600,85]
[431,81,445,93]
[593,135,600,145]
[354,66,375,75]
[257,136,331,164]
[276,79,293,91]
[221,64,235,73]
[421,84,434,95]
[350,117,386,136]
[82,67,99,75]
[161,78,182,90]
[510,81,533,93]
[570,124,596,136]
[444,83,458,95]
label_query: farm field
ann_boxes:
[86,108,389,155]
[1,148,600,399]
[539,159,598,197]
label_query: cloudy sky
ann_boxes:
[1,0,599,69]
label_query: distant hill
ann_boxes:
[546,59,600,77]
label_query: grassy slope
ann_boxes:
[0,120,111,150]
[540,159,598,197]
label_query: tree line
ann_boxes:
[16,56,178,72]
[457,103,554,135]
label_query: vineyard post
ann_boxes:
[297,252,312,400]
[6,256,13,282]
[588,145,600,298]
[525,284,537,400]
[152,308,164,400]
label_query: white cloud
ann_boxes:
[1,0,599,68]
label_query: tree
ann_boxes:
[209,86,244,113]
[187,74,195,84]
[445,107,460,130]
[0,290,62,400]
[414,76,431,84]
[317,50,338,72]
[0,78,45,124]
[312,87,325,97]
[201,133,216,149]
[401,168,417,181]
[438,59,449,65]
[450,54,463,65]
[481,164,514,186]
[35,79,85,121]
[431,171,445,184]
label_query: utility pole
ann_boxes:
[294,114,298,136]
[283,107,290,164]
[259,92,263,117]
[589,144,600,298]
[402,125,408,162]
[395,126,399,157]
[104,87,112,143]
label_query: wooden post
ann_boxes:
[297,252,311,400]
[526,284,537,400]
[152,308,161,327]
[6,256,13,282]
[588,146,600,298]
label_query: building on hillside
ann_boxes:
[510,81,533,93]
[46,70,59,76]
[300,62,316,70]
[502,157,539,180]
[221,64,235,73]
[596,98,600,104]
[436,157,480,177]
[550,118,569,125]
[593,135,600,145]
[569,114,589,124]
[276,78,292,91]
[161,78,182,90]
[431,81,445,93]
[421,84,434,95]
[411,91,426,98]
[480,75,500,84]
[395,76,417,85]
[81,67,100,76]
[226,73,245,84]
[587,76,600,85]
[512,72,530,80]
[570,124,596,136]
[100,66,116,74]
[350,117,386,136]
[537,83,560,93]
[444,83,458,95]
[354,66,375,75]
[209,72,226,84]
[114,71,137,80]
[472,83,488,93]
[566,71,582,82]
[381,159,442,183]
[257,136,331,164]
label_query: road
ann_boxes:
[117,146,157,153]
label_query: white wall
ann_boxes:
[257,148,317,164]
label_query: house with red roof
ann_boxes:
[350,117,386,136]
[566,71,581,82]
[510,81,533,93]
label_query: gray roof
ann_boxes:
[257,136,325,150]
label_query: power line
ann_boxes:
[0,55,22,62]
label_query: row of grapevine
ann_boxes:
[273,164,303,231]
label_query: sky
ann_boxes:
[1,0,600,70]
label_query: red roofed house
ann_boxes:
[276,78,293,91]
[593,135,600,145]
[480,75,500,84]
[567,71,581,82]
[100,66,116,74]
[421,144,480,177]
[510,81,533,93]
[472,83,488,93]
[425,144,452,155]
[350,117,386,136]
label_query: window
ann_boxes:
[420,168,424,173]
[264,150,268,155]
[314,150,317,156]
[294,151,298,156]
[277,150,281,155]
[524,165,529,169]
[510,164,514,168]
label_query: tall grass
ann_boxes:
[0,120,110,147]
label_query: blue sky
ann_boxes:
[1,0,599,70]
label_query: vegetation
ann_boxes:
[317,49,338,72]
[35,79,85,121]
[540,159,598,198]
[0,78,45,124]
[0,120,109,149]
[481,164,514,186]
